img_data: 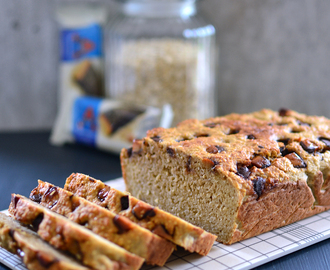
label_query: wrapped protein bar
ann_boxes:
[56,3,107,102]
[50,93,173,154]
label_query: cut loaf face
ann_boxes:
[120,109,330,244]
[64,173,217,255]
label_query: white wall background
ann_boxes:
[1,0,330,131]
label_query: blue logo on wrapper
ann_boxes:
[61,24,102,61]
[73,97,102,146]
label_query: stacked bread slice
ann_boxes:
[0,213,90,270]
[0,173,217,270]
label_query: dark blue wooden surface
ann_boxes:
[0,132,330,270]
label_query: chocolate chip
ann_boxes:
[78,219,89,227]
[151,136,162,142]
[247,134,256,140]
[50,201,58,209]
[300,140,318,153]
[251,156,271,169]
[279,108,290,116]
[280,147,291,157]
[195,133,210,138]
[120,195,129,211]
[186,156,192,172]
[319,137,330,147]
[204,123,218,128]
[237,164,251,179]
[152,224,173,238]
[319,137,330,152]
[211,159,219,171]
[167,147,175,157]
[252,177,266,199]
[30,193,42,203]
[36,253,59,268]
[113,215,134,234]
[11,195,20,209]
[43,186,59,209]
[44,187,58,200]
[277,138,290,145]
[284,152,307,168]
[296,120,311,126]
[8,230,15,241]
[206,145,225,154]
[31,213,44,231]
[228,128,240,135]
[88,177,96,183]
[258,145,264,149]
[132,202,156,220]
[97,186,110,202]
[126,147,133,158]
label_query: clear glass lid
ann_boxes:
[117,0,198,17]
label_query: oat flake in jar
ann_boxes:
[105,0,218,126]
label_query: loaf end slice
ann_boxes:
[0,212,90,270]
[30,180,174,266]
[8,194,144,270]
[64,173,217,255]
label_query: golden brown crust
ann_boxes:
[30,180,174,266]
[309,171,330,206]
[64,173,217,255]
[120,108,330,244]
[8,194,144,270]
[230,180,330,244]
[0,213,91,270]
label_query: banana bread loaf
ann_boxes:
[30,180,174,266]
[64,173,217,255]
[0,213,90,270]
[120,108,330,244]
[9,194,144,270]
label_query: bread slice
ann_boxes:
[120,108,330,244]
[8,194,144,270]
[30,180,174,266]
[0,213,90,270]
[64,173,217,255]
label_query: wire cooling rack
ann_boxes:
[2,178,330,270]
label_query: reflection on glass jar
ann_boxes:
[105,0,218,126]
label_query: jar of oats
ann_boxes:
[105,0,218,126]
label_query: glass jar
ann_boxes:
[105,0,218,126]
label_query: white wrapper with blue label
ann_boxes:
[50,92,173,154]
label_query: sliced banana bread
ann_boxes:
[8,194,144,270]
[30,180,174,266]
[0,213,90,270]
[64,173,217,255]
